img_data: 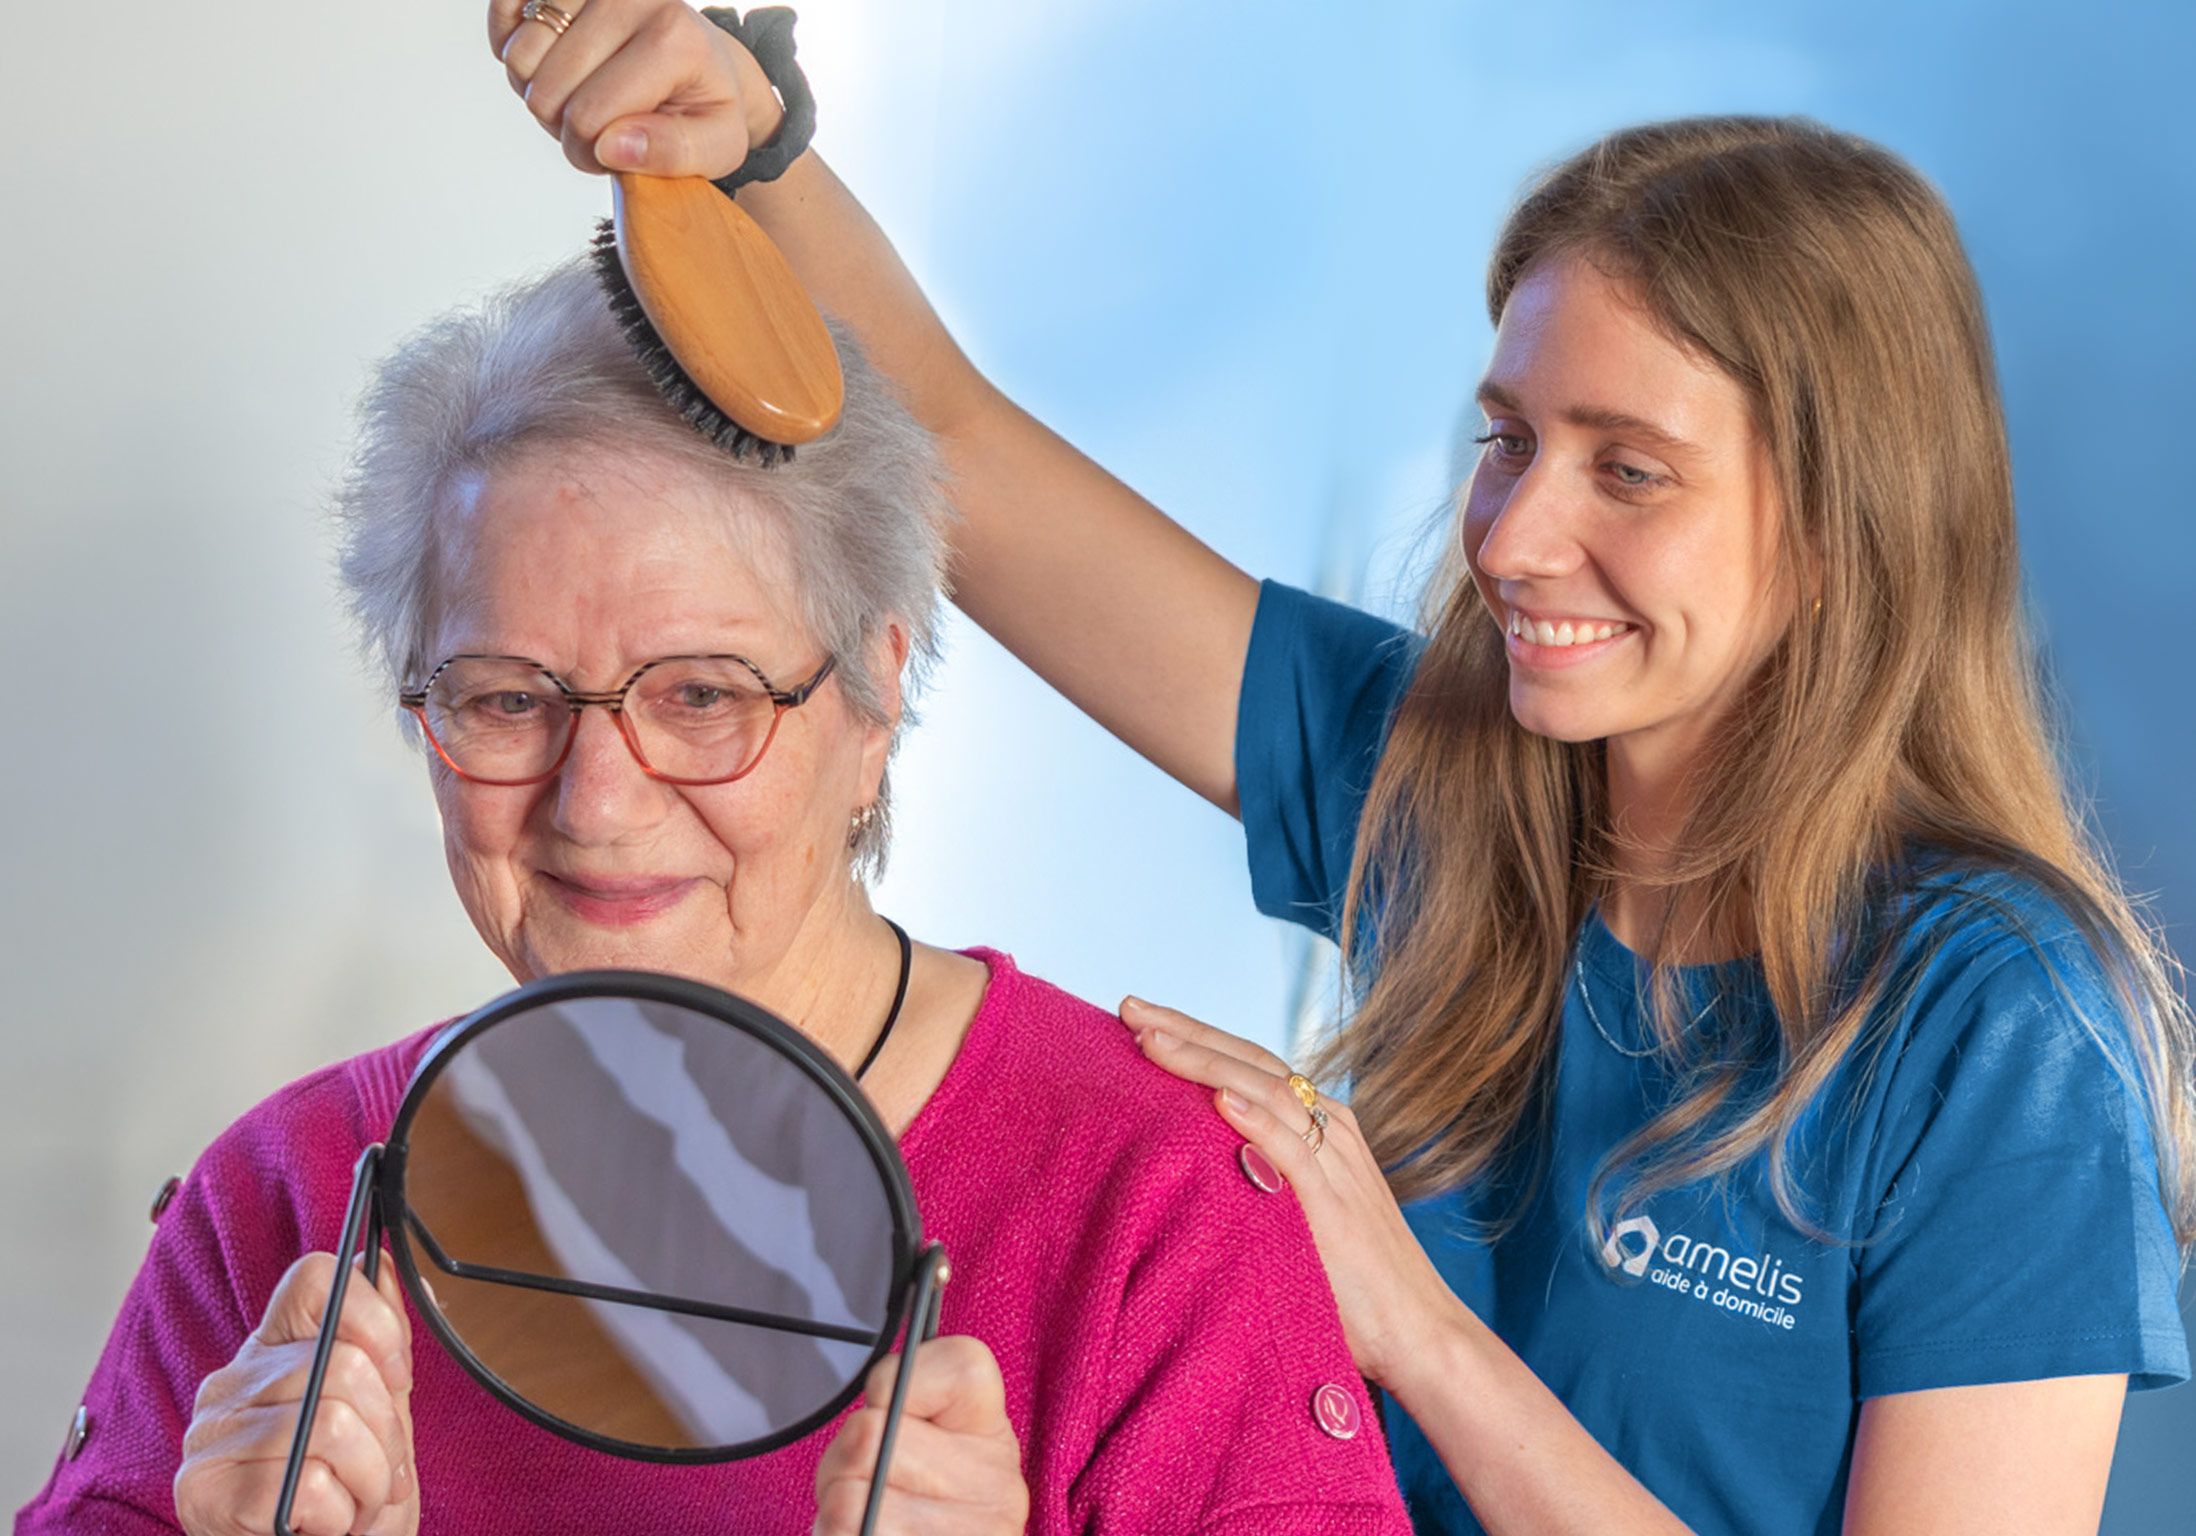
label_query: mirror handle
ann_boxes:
[859,1242,951,1536]
[274,1143,384,1536]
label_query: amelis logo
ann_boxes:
[1600,1213,1807,1331]
[1601,1216,1659,1277]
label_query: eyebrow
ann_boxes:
[1476,380,1702,459]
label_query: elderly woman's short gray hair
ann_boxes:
[333,258,950,875]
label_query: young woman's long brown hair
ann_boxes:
[1323,115,2196,1247]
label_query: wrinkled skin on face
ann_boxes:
[425,443,901,1010]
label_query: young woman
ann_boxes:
[488,3,2195,1531]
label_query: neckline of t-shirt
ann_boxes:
[1577,906,1762,992]
[1575,914,1768,1059]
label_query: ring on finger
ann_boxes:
[1302,1103,1330,1154]
[1287,1072,1321,1112]
[518,0,576,35]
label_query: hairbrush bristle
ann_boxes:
[589,219,791,468]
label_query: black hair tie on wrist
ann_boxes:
[701,6,817,193]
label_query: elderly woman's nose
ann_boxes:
[550,707,669,841]
[1472,460,1589,583]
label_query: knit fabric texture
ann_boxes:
[19,950,1409,1534]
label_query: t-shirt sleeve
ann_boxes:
[1067,1121,1411,1535]
[1234,580,1423,942]
[1852,929,2191,1398]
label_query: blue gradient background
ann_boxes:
[1,0,2186,1525]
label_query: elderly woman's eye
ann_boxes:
[639,665,763,723]
[459,689,544,721]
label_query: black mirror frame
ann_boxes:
[275,968,939,1536]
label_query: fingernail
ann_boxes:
[605,126,647,166]
[1141,1029,1172,1052]
[1121,996,1151,1017]
[1220,1088,1251,1113]
[1238,1143,1286,1193]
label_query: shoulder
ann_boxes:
[1877,860,2137,1061]
[193,1023,445,1190]
[1240,580,1424,733]
[1236,583,1427,937]
[939,955,1405,1526]
[1853,860,2169,1216]
[168,1023,450,1289]
[939,952,1322,1250]
[955,952,1264,1163]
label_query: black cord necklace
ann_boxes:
[853,917,912,1082]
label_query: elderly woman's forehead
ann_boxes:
[449,444,791,562]
[432,445,810,639]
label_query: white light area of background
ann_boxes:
[3,2,2190,1527]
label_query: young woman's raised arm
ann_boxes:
[491,0,1258,811]
[746,152,1260,811]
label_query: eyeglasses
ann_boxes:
[399,653,838,787]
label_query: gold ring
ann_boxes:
[1303,1105,1330,1154]
[1287,1072,1320,1113]
[519,0,575,36]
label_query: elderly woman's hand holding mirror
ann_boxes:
[174,1254,420,1536]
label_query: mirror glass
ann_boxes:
[394,992,898,1450]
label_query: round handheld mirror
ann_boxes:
[276,970,946,1536]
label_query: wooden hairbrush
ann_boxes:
[591,171,843,466]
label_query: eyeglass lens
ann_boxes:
[419,658,780,783]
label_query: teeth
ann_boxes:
[1511,609,1631,648]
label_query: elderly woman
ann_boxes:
[15,264,1409,1536]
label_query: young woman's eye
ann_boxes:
[1605,459,1665,490]
[1472,432,1532,462]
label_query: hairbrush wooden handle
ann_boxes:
[611,173,844,445]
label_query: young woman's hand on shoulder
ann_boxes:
[1121,998,1468,1396]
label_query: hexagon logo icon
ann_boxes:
[1601,1215,1660,1278]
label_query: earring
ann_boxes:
[847,803,878,848]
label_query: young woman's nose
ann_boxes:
[551,707,669,844]
[1471,457,1589,584]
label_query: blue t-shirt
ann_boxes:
[1235,580,2190,1536]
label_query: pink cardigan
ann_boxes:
[19,951,1408,1534]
